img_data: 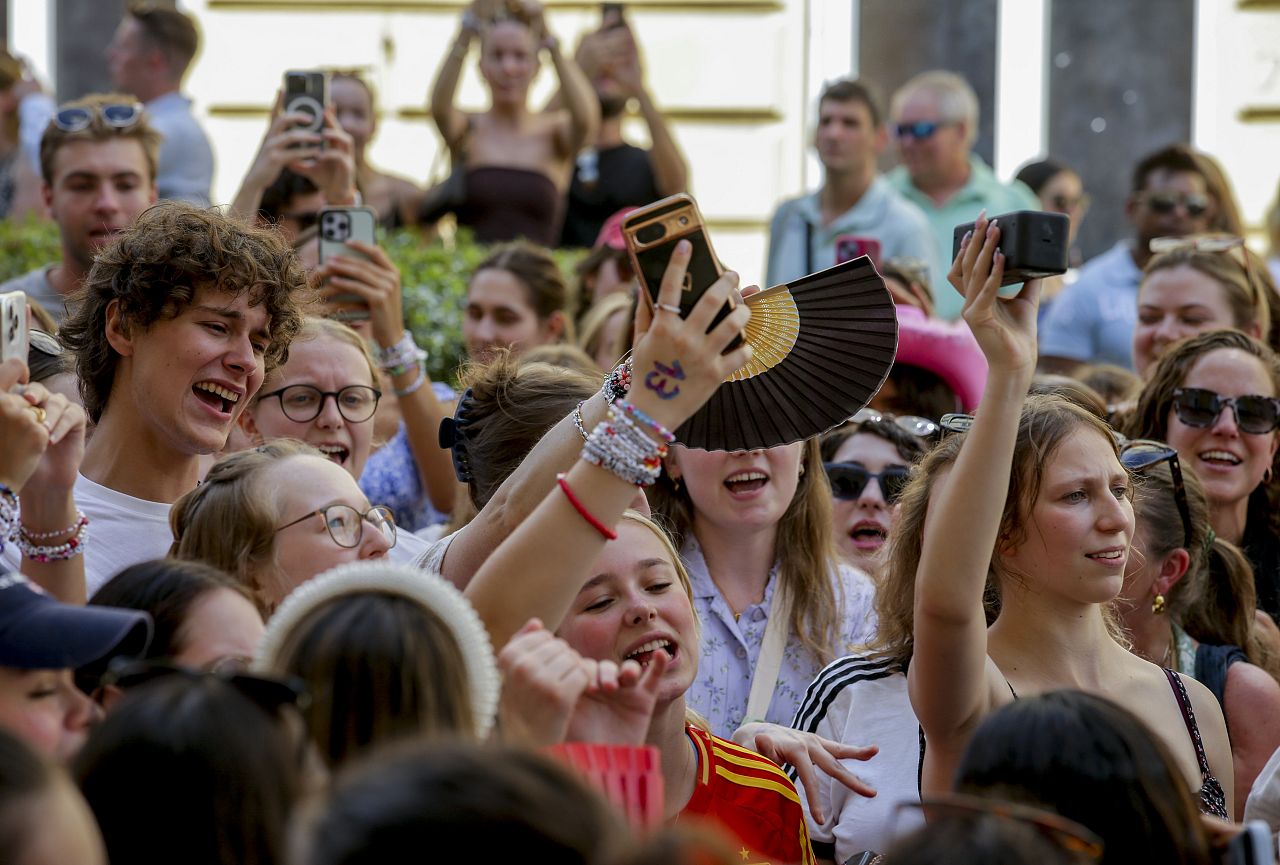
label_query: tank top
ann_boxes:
[456,166,562,246]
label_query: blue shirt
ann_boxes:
[682,535,877,738]
[765,176,938,286]
[886,154,1040,320]
[1039,241,1143,369]
[146,92,214,206]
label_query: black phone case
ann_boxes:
[624,198,740,349]
[951,210,1069,286]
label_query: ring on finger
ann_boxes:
[27,405,45,425]
[655,303,682,315]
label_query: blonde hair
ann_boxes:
[261,316,378,391]
[650,439,846,665]
[170,440,319,611]
[1143,246,1271,340]
[891,70,979,146]
[576,292,633,369]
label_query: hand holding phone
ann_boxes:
[318,207,377,322]
[951,210,1068,287]
[0,291,29,364]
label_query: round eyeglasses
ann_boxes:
[258,384,381,424]
[273,504,397,550]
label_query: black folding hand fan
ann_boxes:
[672,256,898,451]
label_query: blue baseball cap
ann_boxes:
[0,572,151,670]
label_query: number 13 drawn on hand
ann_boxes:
[644,359,686,400]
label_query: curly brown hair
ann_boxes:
[60,202,308,423]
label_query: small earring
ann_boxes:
[1267,467,1275,485]
[671,476,682,492]
[1152,594,1167,615]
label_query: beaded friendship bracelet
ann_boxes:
[378,331,428,379]
[601,357,633,403]
[14,517,88,563]
[573,400,590,442]
[581,409,671,488]
[0,484,16,555]
[22,511,88,541]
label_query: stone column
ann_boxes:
[858,0,1000,169]
[1046,0,1195,260]
[54,0,126,101]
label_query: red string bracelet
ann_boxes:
[556,473,618,540]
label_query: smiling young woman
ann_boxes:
[1124,329,1280,626]
[908,215,1233,825]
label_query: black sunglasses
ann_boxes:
[1119,439,1192,552]
[1140,191,1210,218]
[99,657,310,714]
[1171,387,1280,435]
[824,461,911,503]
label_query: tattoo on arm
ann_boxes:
[644,359,685,400]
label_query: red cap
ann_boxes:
[594,207,638,251]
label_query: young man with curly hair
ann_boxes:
[52,202,307,592]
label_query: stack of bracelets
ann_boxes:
[0,484,89,562]
[558,397,676,541]
[378,331,429,398]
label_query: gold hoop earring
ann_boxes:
[1152,594,1167,615]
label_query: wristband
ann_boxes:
[394,363,427,398]
[556,474,617,540]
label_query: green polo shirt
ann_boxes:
[887,154,1039,320]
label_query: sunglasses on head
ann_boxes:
[893,120,953,141]
[98,657,310,714]
[1140,191,1210,218]
[52,102,143,133]
[824,461,911,503]
[851,407,940,440]
[1171,387,1280,435]
[1118,438,1192,552]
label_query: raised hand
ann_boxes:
[567,649,667,747]
[13,381,86,493]
[950,213,1041,374]
[291,107,357,205]
[0,359,48,492]
[496,618,592,748]
[315,240,404,349]
[627,241,752,433]
[732,722,877,824]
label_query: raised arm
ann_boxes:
[609,27,687,196]
[466,242,752,648]
[526,2,598,158]
[908,216,1042,754]
[430,4,480,152]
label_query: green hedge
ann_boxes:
[0,217,584,387]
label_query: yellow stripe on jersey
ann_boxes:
[799,820,816,865]
[713,764,802,805]
[711,743,794,781]
[690,728,711,784]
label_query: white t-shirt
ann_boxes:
[75,474,175,596]
[389,527,430,567]
[791,653,923,861]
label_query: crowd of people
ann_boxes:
[7,2,1280,864]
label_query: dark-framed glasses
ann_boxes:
[258,384,381,423]
[52,102,143,133]
[896,794,1104,861]
[1119,438,1192,552]
[1171,387,1280,435]
[274,503,397,550]
[98,657,310,713]
[824,462,912,503]
[1138,191,1210,218]
[852,407,940,440]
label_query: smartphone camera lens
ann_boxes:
[678,216,689,226]
[636,222,666,245]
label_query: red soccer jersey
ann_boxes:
[680,724,817,865]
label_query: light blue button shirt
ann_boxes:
[682,535,878,738]
[1039,241,1143,369]
[146,92,214,206]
